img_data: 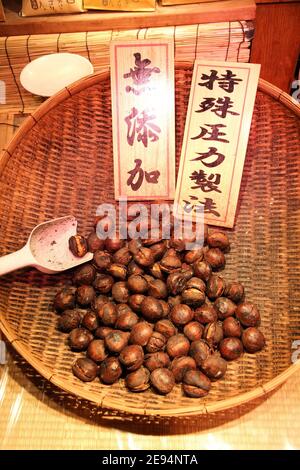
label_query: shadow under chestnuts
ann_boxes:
[58,227,266,398]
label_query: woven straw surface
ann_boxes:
[0,65,299,417]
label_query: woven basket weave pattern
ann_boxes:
[0,66,299,415]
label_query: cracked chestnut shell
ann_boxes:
[128,294,145,313]
[58,309,82,332]
[146,332,166,353]
[150,368,175,395]
[193,260,212,282]
[54,287,76,311]
[113,246,132,265]
[189,339,211,367]
[183,370,211,398]
[224,281,245,303]
[170,356,197,382]
[76,285,95,306]
[134,247,154,267]
[214,297,237,320]
[93,250,112,270]
[144,352,171,371]
[107,263,127,280]
[148,279,168,299]
[184,248,203,265]
[97,302,118,326]
[204,248,225,270]
[115,310,139,331]
[166,272,187,295]
[119,345,144,371]
[72,264,96,286]
[93,274,114,294]
[203,322,224,347]
[69,235,88,258]
[125,366,150,392]
[82,310,99,331]
[194,304,218,324]
[68,328,93,351]
[127,274,148,294]
[99,357,122,384]
[154,319,177,339]
[72,358,98,382]
[206,275,226,300]
[207,231,230,251]
[236,302,261,327]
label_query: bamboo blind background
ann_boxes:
[0,20,253,114]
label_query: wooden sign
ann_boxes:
[174,60,260,228]
[110,39,175,201]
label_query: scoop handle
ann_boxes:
[0,245,35,276]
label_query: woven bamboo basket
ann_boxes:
[0,64,300,418]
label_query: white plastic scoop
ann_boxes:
[0,216,93,276]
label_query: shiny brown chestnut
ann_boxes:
[214,297,237,320]
[87,339,108,363]
[224,281,245,303]
[242,327,265,353]
[207,231,230,251]
[128,294,146,313]
[193,259,212,282]
[93,250,112,270]
[99,357,122,384]
[182,370,211,398]
[219,337,243,361]
[236,302,261,327]
[72,358,98,382]
[203,322,224,347]
[111,281,130,303]
[127,274,148,294]
[58,309,82,332]
[204,248,226,270]
[206,275,226,300]
[222,317,242,338]
[107,263,127,280]
[115,310,139,331]
[68,328,93,351]
[183,321,204,341]
[72,264,96,286]
[76,285,95,306]
[125,366,150,392]
[144,352,171,372]
[166,334,190,358]
[87,231,105,253]
[150,368,175,395]
[148,279,168,299]
[194,304,218,324]
[146,332,166,353]
[141,296,164,322]
[129,322,153,347]
[82,310,99,331]
[170,356,197,382]
[170,304,194,326]
[201,352,227,381]
[154,319,177,339]
[189,339,211,367]
[93,274,114,294]
[113,246,132,265]
[54,287,76,311]
[104,330,129,353]
[119,344,144,371]
[69,235,88,258]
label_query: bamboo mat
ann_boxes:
[0,20,253,114]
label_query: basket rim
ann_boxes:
[0,65,300,417]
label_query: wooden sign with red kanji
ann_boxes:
[174,60,260,228]
[110,39,175,200]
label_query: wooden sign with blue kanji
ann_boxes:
[174,60,260,228]
[110,39,175,200]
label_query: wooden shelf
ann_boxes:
[0,0,255,36]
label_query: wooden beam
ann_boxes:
[0,1,256,37]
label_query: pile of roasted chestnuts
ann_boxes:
[53,224,266,398]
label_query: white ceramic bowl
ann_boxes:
[20,52,94,97]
